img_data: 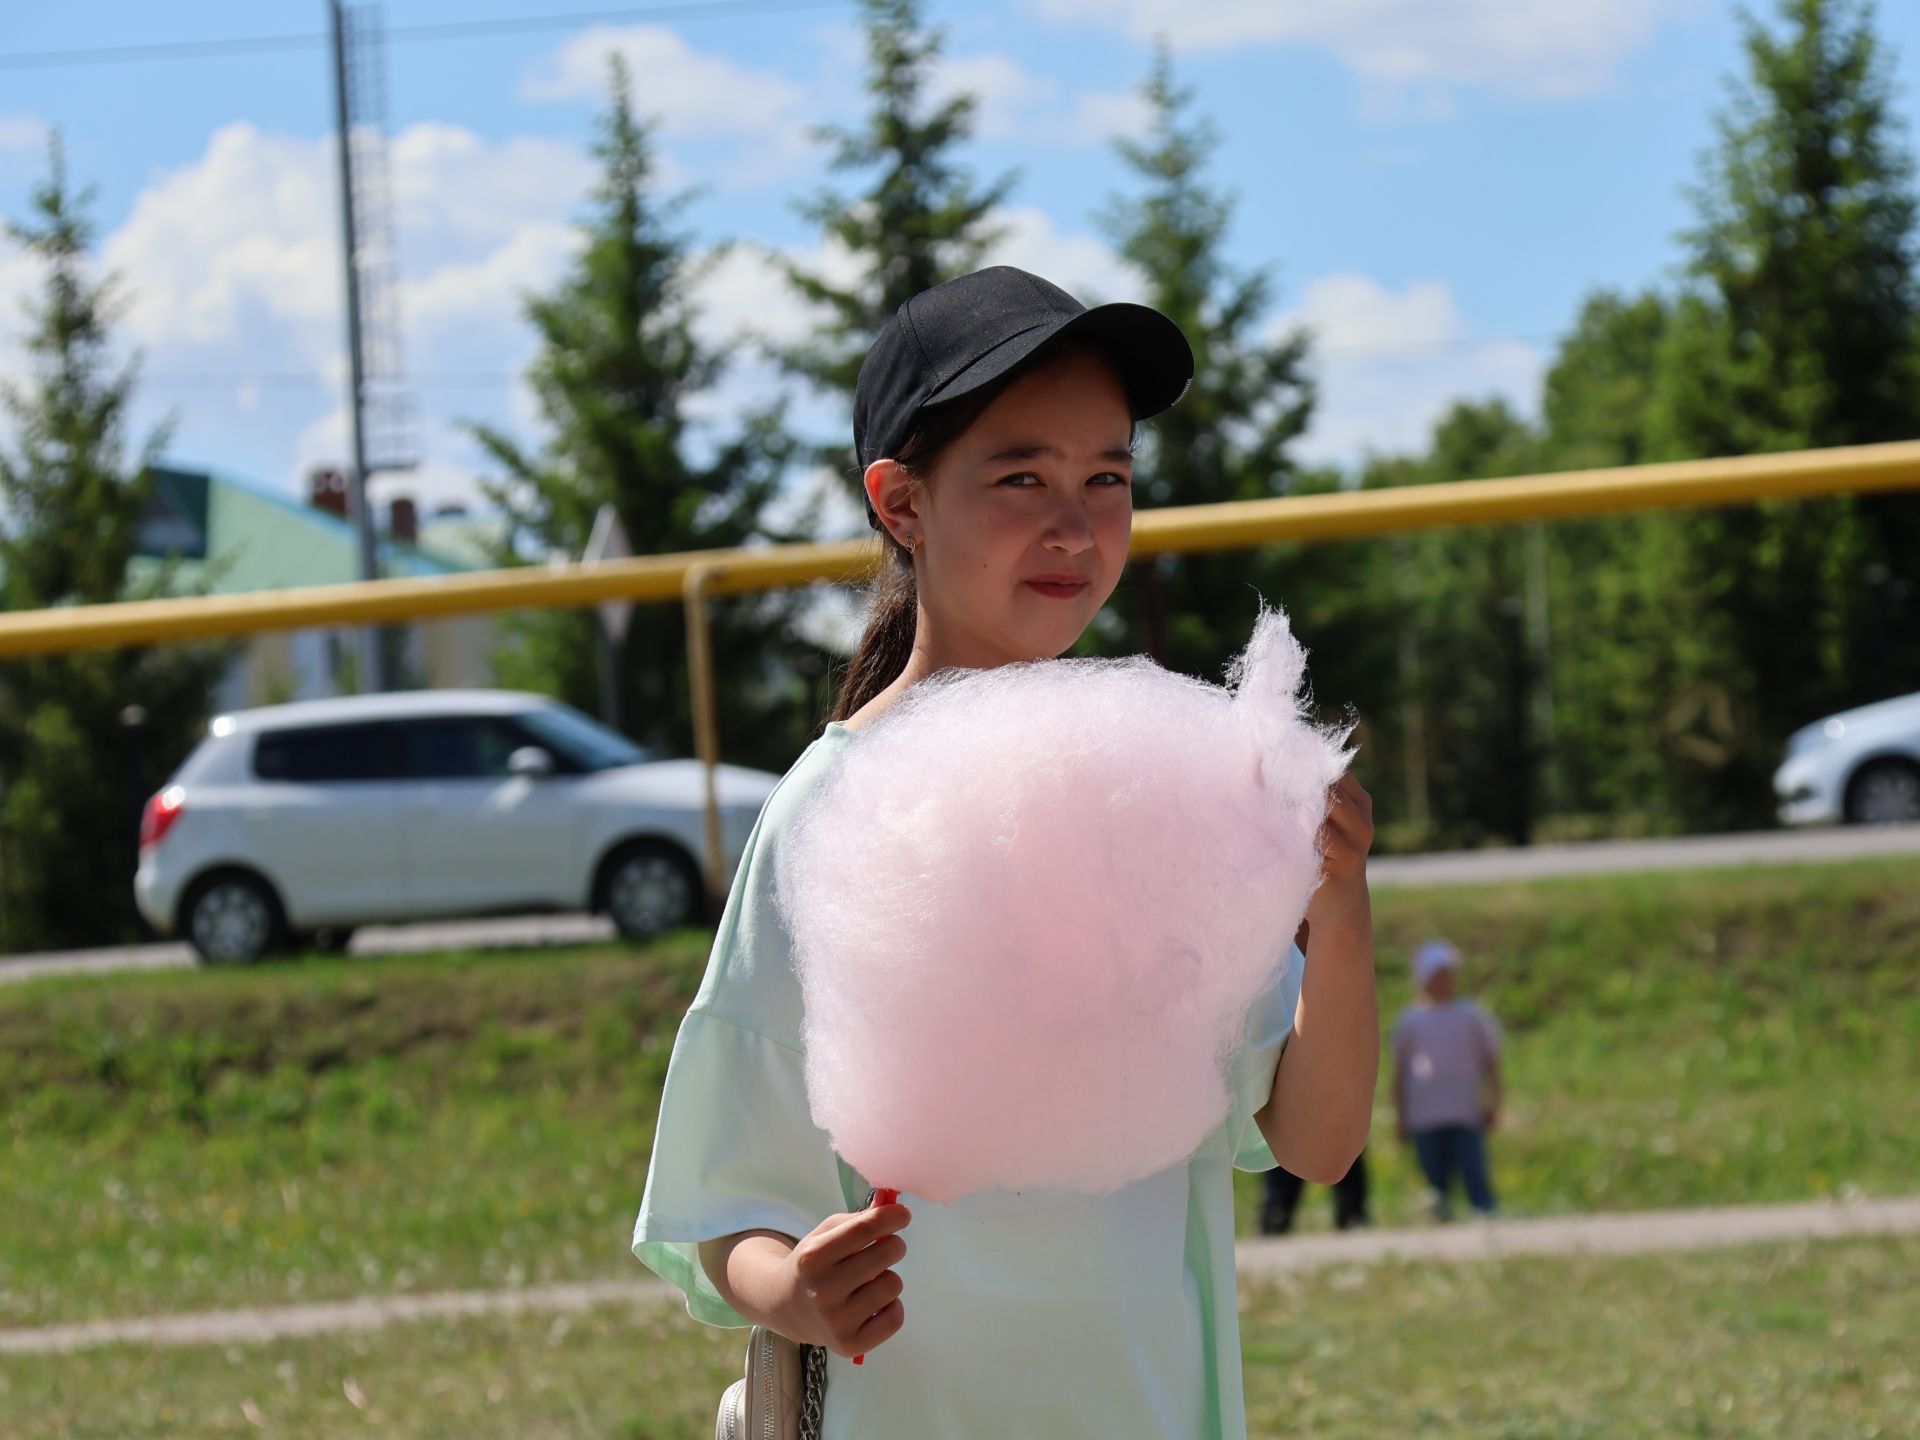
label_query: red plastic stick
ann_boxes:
[851,1188,900,1365]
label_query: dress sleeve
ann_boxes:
[1225,943,1306,1172]
[630,744,857,1328]
[632,1012,853,1327]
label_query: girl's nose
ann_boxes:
[1042,503,1096,554]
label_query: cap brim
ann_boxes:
[921,301,1194,423]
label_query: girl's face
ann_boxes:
[871,346,1135,669]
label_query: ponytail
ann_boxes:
[829,534,919,723]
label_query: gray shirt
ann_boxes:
[1392,998,1502,1131]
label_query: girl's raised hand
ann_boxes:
[1310,771,1374,914]
[780,1201,911,1358]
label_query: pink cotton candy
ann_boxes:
[774,604,1352,1203]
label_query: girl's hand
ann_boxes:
[779,1201,911,1357]
[1308,772,1374,926]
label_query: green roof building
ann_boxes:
[134,466,507,708]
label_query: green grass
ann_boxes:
[1239,858,1920,1233]
[0,935,710,1329]
[5,1235,1914,1438]
[3,860,1917,1330]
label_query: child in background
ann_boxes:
[1392,939,1502,1221]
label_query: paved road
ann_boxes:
[5,823,1917,985]
[1366,819,1920,888]
[4,1195,1914,1355]
[0,913,617,986]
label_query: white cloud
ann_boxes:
[523,23,804,132]
[981,207,1139,303]
[81,119,603,505]
[0,114,47,156]
[390,124,599,254]
[689,239,857,354]
[1026,0,1694,100]
[1282,272,1545,463]
[521,24,810,186]
[103,126,339,361]
[401,221,580,359]
[932,54,1055,139]
[928,54,1151,146]
[1069,90,1154,144]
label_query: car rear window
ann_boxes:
[252,724,395,782]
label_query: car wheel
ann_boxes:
[1844,759,1920,824]
[600,841,703,941]
[184,872,287,966]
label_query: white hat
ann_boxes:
[1412,939,1461,988]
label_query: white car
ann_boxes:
[135,690,782,964]
[1772,690,1920,826]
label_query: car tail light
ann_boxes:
[140,786,186,851]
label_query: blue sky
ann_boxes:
[3,0,1918,529]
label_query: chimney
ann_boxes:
[307,468,349,518]
[388,495,418,545]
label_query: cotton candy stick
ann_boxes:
[851,1187,900,1365]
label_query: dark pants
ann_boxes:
[1260,1149,1370,1234]
[1411,1124,1496,1218]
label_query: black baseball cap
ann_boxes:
[853,266,1194,528]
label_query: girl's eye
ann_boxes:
[994,472,1131,488]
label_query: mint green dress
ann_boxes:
[634,721,1302,1439]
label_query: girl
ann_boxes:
[635,266,1377,1438]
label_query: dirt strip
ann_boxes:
[5,1196,1916,1356]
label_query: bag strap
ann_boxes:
[799,1344,828,1440]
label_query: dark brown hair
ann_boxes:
[826,341,1136,725]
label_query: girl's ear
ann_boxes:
[865,458,922,538]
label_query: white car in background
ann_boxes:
[135,691,782,964]
[1773,690,1920,826]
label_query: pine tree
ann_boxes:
[1091,43,1321,686]
[0,141,226,949]
[1647,0,1920,823]
[468,59,822,769]
[773,0,1016,494]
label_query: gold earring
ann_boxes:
[903,532,919,554]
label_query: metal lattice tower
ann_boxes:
[339,3,415,475]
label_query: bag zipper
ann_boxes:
[759,1327,778,1440]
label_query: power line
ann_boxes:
[0,0,845,73]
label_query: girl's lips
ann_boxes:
[1024,579,1089,599]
